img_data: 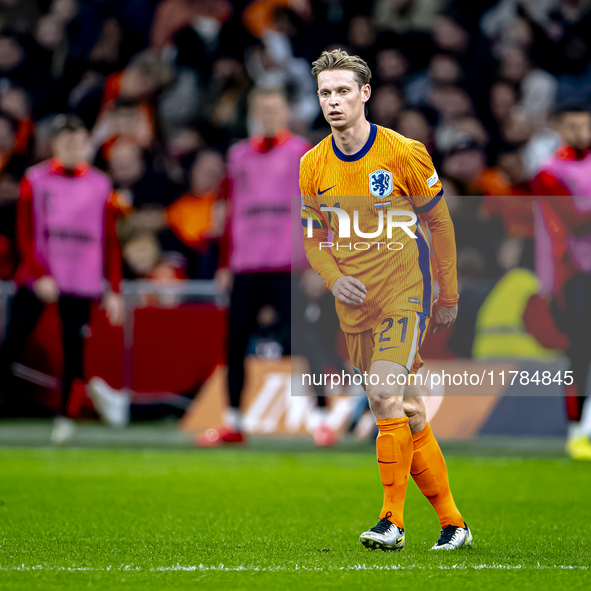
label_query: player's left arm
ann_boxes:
[421,199,458,333]
[541,195,591,236]
[102,192,124,326]
[406,142,458,334]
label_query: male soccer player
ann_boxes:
[533,106,591,460]
[201,86,312,446]
[300,50,471,551]
[0,114,123,443]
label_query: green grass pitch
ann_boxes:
[1,446,590,590]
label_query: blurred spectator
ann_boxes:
[437,116,489,153]
[88,18,135,77]
[99,48,172,145]
[0,30,55,118]
[488,81,517,129]
[480,0,556,43]
[123,232,161,279]
[34,12,68,81]
[164,125,205,184]
[373,47,410,86]
[0,160,20,278]
[161,149,226,278]
[242,0,310,39]
[498,47,557,126]
[472,236,567,360]
[406,53,464,106]
[430,85,474,126]
[441,137,487,195]
[244,28,319,131]
[200,55,251,146]
[0,82,33,155]
[92,97,153,162]
[122,230,188,305]
[158,65,201,137]
[0,110,16,168]
[108,140,179,209]
[32,115,54,162]
[0,0,40,34]
[534,106,591,190]
[347,15,376,63]
[500,107,535,147]
[369,84,402,129]
[151,0,233,49]
[373,0,442,33]
[50,0,78,26]
[521,109,562,178]
[527,0,591,84]
[475,145,535,241]
[431,12,473,62]
[395,108,432,147]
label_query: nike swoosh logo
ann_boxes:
[318,186,336,195]
[379,346,399,351]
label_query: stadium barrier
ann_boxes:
[0,280,226,414]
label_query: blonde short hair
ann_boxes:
[311,49,372,88]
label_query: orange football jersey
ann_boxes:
[300,123,458,334]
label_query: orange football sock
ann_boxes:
[411,423,464,528]
[376,417,413,528]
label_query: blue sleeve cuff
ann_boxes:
[301,219,325,228]
[414,188,444,214]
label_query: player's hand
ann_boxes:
[429,299,457,334]
[299,269,327,299]
[33,276,59,303]
[332,276,366,305]
[215,267,233,293]
[103,291,124,326]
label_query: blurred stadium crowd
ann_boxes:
[0,0,590,283]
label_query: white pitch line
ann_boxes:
[0,563,588,573]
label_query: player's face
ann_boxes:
[317,70,370,130]
[560,112,591,150]
[252,93,289,137]
[51,129,90,168]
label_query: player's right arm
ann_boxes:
[299,155,365,305]
[16,177,58,303]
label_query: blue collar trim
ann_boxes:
[331,123,377,162]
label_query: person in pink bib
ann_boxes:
[198,86,313,446]
[533,106,591,460]
[0,114,123,444]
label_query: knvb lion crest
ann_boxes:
[369,169,393,198]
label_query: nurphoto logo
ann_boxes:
[303,205,418,251]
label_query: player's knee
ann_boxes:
[367,388,404,417]
[367,394,384,413]
[404,398,426,434]
[407,411,426,434]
